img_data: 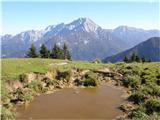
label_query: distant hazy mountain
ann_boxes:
[112,26,160,47]
[1,18,160,60]
[1,30,43,57]
[103,37,160,63]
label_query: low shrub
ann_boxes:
[137,103,147,113]
[14,88,24,101]
[123,75,140,88]
[119,103,135,112]
[56,70,72,82]
[74,78,83,86]
[19,73,28,83]
[141,69,157,85]
[14,88,35,103]
[115,62,126,66]
[124,64,143,76]
[27,80,43,93]
[130,110,149,120]
[83,72,97,87]
[92,59,101,63]
[139,84,160,97]
[150,112,160,120]
[1,91,11,105]
[145,98,160,114]
[129,91,146,104]
[1,107,16,120]
[22,91,34,102]
[45,79,55,87]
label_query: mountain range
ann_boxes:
[1,18,160,60]
[103,37,160,63]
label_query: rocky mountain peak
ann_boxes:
[67,17,99,32]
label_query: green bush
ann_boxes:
[152,86,160,96]
[129,91,146,104]
[22,91,34,102]
[145,98,160,114]
[74,78,83,86]
[92,58,101,63]
[83,72,97,87]
[1,107,16,120]
[123,75,140,88]
[131,110,149,120]
[141,69,157,85]
[124,64,143,76]
[141,85,160,96]
[56,70,72,82]
[14,88,24,102]
[45,79,55,87]
[19,73,27,83]
[27,80,43,93]
[150,112,160,120]
[14,88,35,102]
[115,62,126,66]
[137,103,147,113]
[1,91,11,105]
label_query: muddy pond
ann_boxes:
[17,85,124,119]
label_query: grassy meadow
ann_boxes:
[1,58,113,81]
[1,58,160,119]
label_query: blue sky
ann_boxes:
[1,1,159,35]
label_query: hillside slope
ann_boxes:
[103,37,160,63]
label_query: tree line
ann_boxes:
[27,43,71,60]
[123,53,151,63]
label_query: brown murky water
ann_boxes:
[17,85,124,119]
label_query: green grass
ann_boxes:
[1,58,160,119]
[1,58,112,81]
[1,58,159,86]
[1,58,112,101]
[117,62,160,119]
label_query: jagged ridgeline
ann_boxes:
[1,18,160,60]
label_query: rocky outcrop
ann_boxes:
[93,68,123,77]
[6,80,23,92]
[6,68,123,94]
[20,72,46,83]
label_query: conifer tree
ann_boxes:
[141,56,146,62]
[57,46,63,59]
[62,43,71,60]
[50,44,57,58]
[131,53,136,62]
[148,59,151,62]
[39,44,50,58]
[27,44,38,58]
[135,54,140,62]
[123,56,129,63]
[50,43,71,59]
[50,44,63,59]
